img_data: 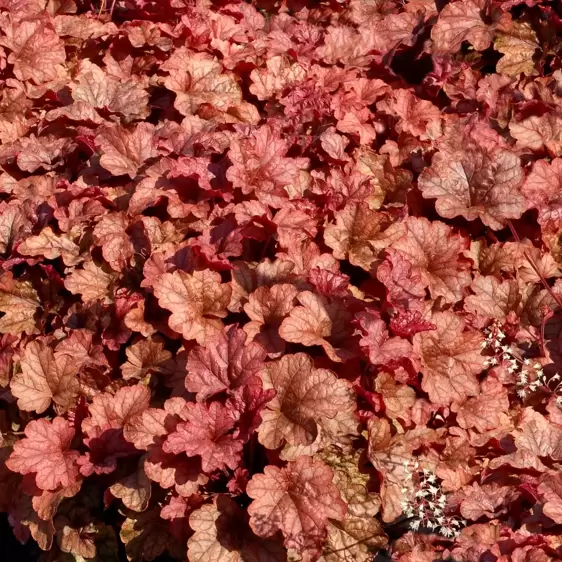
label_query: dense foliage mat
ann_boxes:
[1,0,562,560]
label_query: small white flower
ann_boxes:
[524,358,531,365]
[517,388,527,398]
[552,374,561,381]
[410,519,421,531]
[428,485,439,496]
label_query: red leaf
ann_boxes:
[389,310,436,338]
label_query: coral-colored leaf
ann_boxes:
[522,158,562,208]
[97,123,157,178]
[6,417,80,491]
[11,340,79,413]
[0,18,66,83]
[121,337,172,381]
[153,269,232,345]
[257,353,355,449]
[357,310,415,367]
[279,291,354,362]
[64,260,115,303]
[324,516,387,562]
[324,203,402,271]
[247,456,346,558]
[0,272,39,335]
[163,402,243,472]
[188,496,285,562]
[431,0,493,54]
[391,217,471,303]
[243,283,299,356]
[539,472,562,524]
[418,148,525,229]
[414,311,486,405]
[18,226,81,265]
[83,385,151,433]
[464,275,521,321]
[110,458,152,512]
[510,113,562,156]
[514,408,562,461]
[93,212,134,272]
[494,21,537,77]
[72,59,149,119]
[378,89,442,140]
[374,372,416,421]
[454,377,509,433]
[186,325,266,400]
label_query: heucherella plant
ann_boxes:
[0,0,562,561]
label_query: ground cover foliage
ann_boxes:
[1,0,562,560]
